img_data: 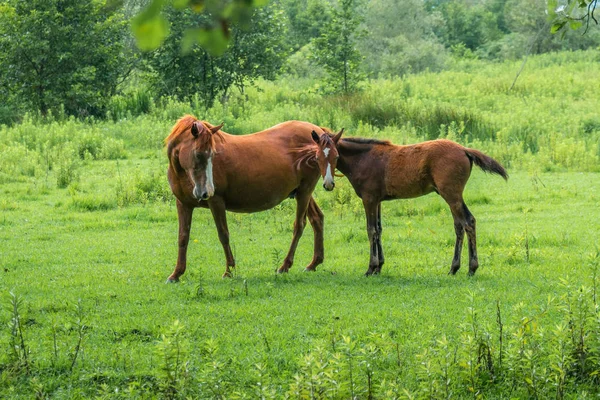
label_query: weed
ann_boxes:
[69,299,87,371]
[155,320,189,399]
[6,292,31,375]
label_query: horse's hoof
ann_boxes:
[276,267,289,274]
[166,277,179,284]
[304,267,316,272]
[222,272,232,279]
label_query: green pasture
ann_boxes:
[1,52,600,398]
[2,160,599,398]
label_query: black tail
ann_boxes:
[465,149,508,180]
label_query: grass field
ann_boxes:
[2,162,599,398]
[1,51,600,398]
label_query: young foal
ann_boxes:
[165,115,329,282]
[312,132,508,276]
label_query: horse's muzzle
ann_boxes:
[193,186,212,201]
[323,182,335,191]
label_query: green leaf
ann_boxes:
[194,27,229,56]
[173,0,190,10]
[131,0,169,51]
[181,28,202,54]
[132,15,170,51]
[551,21,567,34]
[547,0,558,19]
[569,20,583,30]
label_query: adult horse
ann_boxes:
[164,115,331,282]
[310,131,508,276]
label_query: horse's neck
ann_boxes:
[337,141,374,176]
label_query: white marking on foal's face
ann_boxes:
[322,146,335,190]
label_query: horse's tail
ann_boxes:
[464,148,508,181]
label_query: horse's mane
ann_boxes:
[164,114,225,146]
[291,143,318,171]
[341,137,392,146]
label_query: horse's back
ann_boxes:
[210,121,322,211]
[383,139,472,199]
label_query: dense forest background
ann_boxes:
[1,0,599,124]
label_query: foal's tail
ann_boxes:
[464,148,509,180]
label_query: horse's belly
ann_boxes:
[222,190,291,213]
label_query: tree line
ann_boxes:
[0,0,598,124]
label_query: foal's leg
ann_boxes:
[208,197,236,278]
[374,202,385,274]
[278,191,311,273]
[304,196,324,272]
[462,203,478,275]
[449,215,465,275]
[445,198,478,276]
[363,198,381,276]
[167,200,194,283]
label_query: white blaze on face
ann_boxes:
[205,155,215,197]
[323,146,334,188]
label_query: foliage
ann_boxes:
[358,0,447,76]
[311,0,365,93]
[144,3,285,107]
[549,0,600,34]
[132,0,271,55]
[280,0,331,52]
[0,0,129,118]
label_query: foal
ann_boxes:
[312,132,508,276]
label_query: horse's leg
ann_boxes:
[278,191,311,273]
[208,197,236,278]
[449,216,465,275]
[374,202,385,274]
[462,203,478,276]
[167,200,194,283]
[363,198,381,276]
[304,196,324,272]
[444,196,478,276]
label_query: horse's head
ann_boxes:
[312,128,344,191]
[177,120,223,201]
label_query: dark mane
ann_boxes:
[342,137,392,146]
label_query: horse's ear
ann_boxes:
[191,121,204,138]
[333,128,344,144]
[210,123,224,134]
[311,130,320,143]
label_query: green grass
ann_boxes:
[1,51,600,398]
[1,157,599,398]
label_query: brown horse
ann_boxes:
[311,132,508,276]
[165,115,332,282]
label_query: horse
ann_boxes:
[310,131,508,276]
[164,115,334,282]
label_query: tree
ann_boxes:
[280,0,331,52]
[0,0,129,118]
[311,0,364,94]
[358,0,447,76]
[144,3,285,107]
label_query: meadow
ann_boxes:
[1,51,600,398]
